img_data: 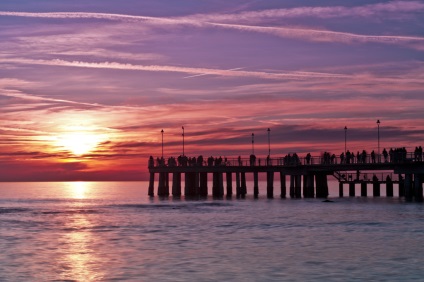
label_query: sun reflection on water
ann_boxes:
[68,182,90,199]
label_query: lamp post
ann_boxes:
[267,128,271,157]
[251,133,255,155]
[344,126,347,158]
[161,129,164,158]
[182,126,185,156]
[377,120,380,163]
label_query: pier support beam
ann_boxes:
[405,174,413,200]
[212,172,223,197]
[185,172,197,197]
[339,182,344,197]
[226,172,233,197]
[289,175,295,198]
[200,172,208,197]
[386,175,393,197]
[361,182,367,197]
[303,174,314,198]
[236,172,241,197]
[158,172,169,196]
[241,172,247,197]
[295,175,302,198]
[148,172,155,196]
[280,173,286,198]
[349,182,355,197]
[315,173,329,198]
[373,179,380,197]
[267,171,274,198]
[172,172,181,196]
[414,174,423,201]
[398,175,405,197]
[254,171,259,198]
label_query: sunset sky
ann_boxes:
[1,0,424,181]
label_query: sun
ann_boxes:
[57,131,104,156]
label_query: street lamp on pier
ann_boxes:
[377,120,380,163]
[267,128,271,157]
[182,126,185,156]
[161,129,164,158]
[251,133,255,155]
[344,126,347,158]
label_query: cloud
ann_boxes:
[1,58,348,80]
[1,6,424,49]
[183,1,424,22]
[207,22,424,45]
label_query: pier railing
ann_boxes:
[149,152,422,168]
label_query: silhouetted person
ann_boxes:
[306,153,311,165]
[148,156,154,168]
[371,150,376,163]
[382,148,388,163]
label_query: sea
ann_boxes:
[1,181,424,281]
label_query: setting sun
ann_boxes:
[56,131,104,156]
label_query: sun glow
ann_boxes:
[56,131,105,156]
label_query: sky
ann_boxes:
[1,0,424,181]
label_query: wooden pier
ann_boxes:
[148,154,424,201]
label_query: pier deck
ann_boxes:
[148,154,424,200]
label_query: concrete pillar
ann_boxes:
[218,173,224,197]
[267,171,274,198]
[241,172,247,196]
[148,172,155,196]
[212,172,219,197]
[158,172,168,196]
[303,175,308,198]
[194,172,199,196]
[172,172,181,196]
[386,175,393,197]
[316,173,329,198]
[414,174,423,201]
[236,172,241,197]
[339,182,344,197]
[165,173,169,196]
[295,175,302,198]
[398,174,405,197]
[280,172,286,198]
[200,172,208,197]
[405,174,413,200]
[226,172,233,197]
[308,174,315,198]
[361,182,367,197]
[349,182,355,197]
[373,179,380,197]
[254,171,259,198]
[289,175,295,198]
[185,172,195,197]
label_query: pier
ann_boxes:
[148,152,424,201]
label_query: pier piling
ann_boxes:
[172,172,181,196]
[361,182,367,197]
[254,171,259,198]
[148,172,155,196]
[226,172,233,197]
[280,173,286,198]
[267,171,274,198]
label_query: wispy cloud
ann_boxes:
[182,1,424,22]
[208,22,424,45]
[1,7,424,49]
[1,58,348,80]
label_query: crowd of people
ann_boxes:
[149,146,423,167]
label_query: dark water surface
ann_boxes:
[1,182,424,281]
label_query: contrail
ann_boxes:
[183,67,245,79]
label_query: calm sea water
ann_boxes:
[1,181,424,281]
